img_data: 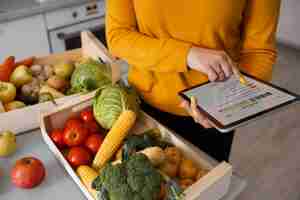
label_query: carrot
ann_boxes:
[15,56,35,67]
[0,56,15,82]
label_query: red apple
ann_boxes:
[11,157,46,189]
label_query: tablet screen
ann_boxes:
[181,76,297,126]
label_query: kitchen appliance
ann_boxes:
[46,0,106,53]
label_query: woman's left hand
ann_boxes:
[180,97,214,128]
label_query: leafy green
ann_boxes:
[92,154,162,200]
[69,59,111,94]
[93,85,140,129]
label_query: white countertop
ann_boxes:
[0,129,246,200]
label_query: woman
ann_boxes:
[105,0,281,162]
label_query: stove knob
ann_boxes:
[72,11,78,18]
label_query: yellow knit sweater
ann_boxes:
[106,0,281,116]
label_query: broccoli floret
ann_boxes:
[92,154,163,200]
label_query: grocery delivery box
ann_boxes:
[40,93,232,200]
[0,31,120,134]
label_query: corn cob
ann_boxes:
[93,110,137,170]
[77,165,98,199]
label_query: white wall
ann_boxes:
[277,0,300,48]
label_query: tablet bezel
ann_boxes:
[178,73,300,130]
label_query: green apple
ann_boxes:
[0,81,16,103]
[54,62,74,79]
[0,131,17,157]
[10,65,33,88]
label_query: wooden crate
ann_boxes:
[40,94,232,200]
[0,31,120,134]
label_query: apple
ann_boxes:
[0,81,16,103]
[0,131,17,157]
[11,157,46,189]
[10,65,33,88]
[54,62,74,79]
[4,101,26,112]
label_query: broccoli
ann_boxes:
[92,154,163,200]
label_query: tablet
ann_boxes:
[179,74,300,133]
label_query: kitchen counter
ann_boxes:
[0,0,95,23]
[0,129,246,200]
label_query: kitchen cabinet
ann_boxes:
[0,14,50,61]
[277,0,300,48]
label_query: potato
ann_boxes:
[179,159,198,179]
[164,147,182,165]
[30,65,43,76]
[139,146,166,166]
[47,76,69,92]
[179,178,194,190]
[196,168,209,180]
[159,160,178,178]
[43,65,55,79]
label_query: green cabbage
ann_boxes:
[93,85,140,129]
[69,59,111,94]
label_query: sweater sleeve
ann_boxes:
[239,0,281,81]
[105,0,192,73]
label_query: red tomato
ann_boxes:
[80,108,94,122]
[63,118,89,147]
[67,147,92,167]
[84,120,101,134]
[11,157,46,189]
[50,129,65,148]
[85,134,104,154]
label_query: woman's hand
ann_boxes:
[180,97,214,128]
[187,47,235,81]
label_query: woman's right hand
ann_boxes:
[187,47,234,81]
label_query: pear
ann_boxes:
[0,81,17,103]
[10,65,33,88]
[54,62,74,79]
[0,131,17,157]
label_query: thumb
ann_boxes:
[179,99,189,108]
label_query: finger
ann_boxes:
[190,97,212,128]
[206,66,218,82]
[220,59,232,78]
[179,100,189,108]
[180,100,194,117]
[224,55,235,76]
[190,96,199,120]
[193,107,213,128]
[213,64,226,81]
[202,118,213,128]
